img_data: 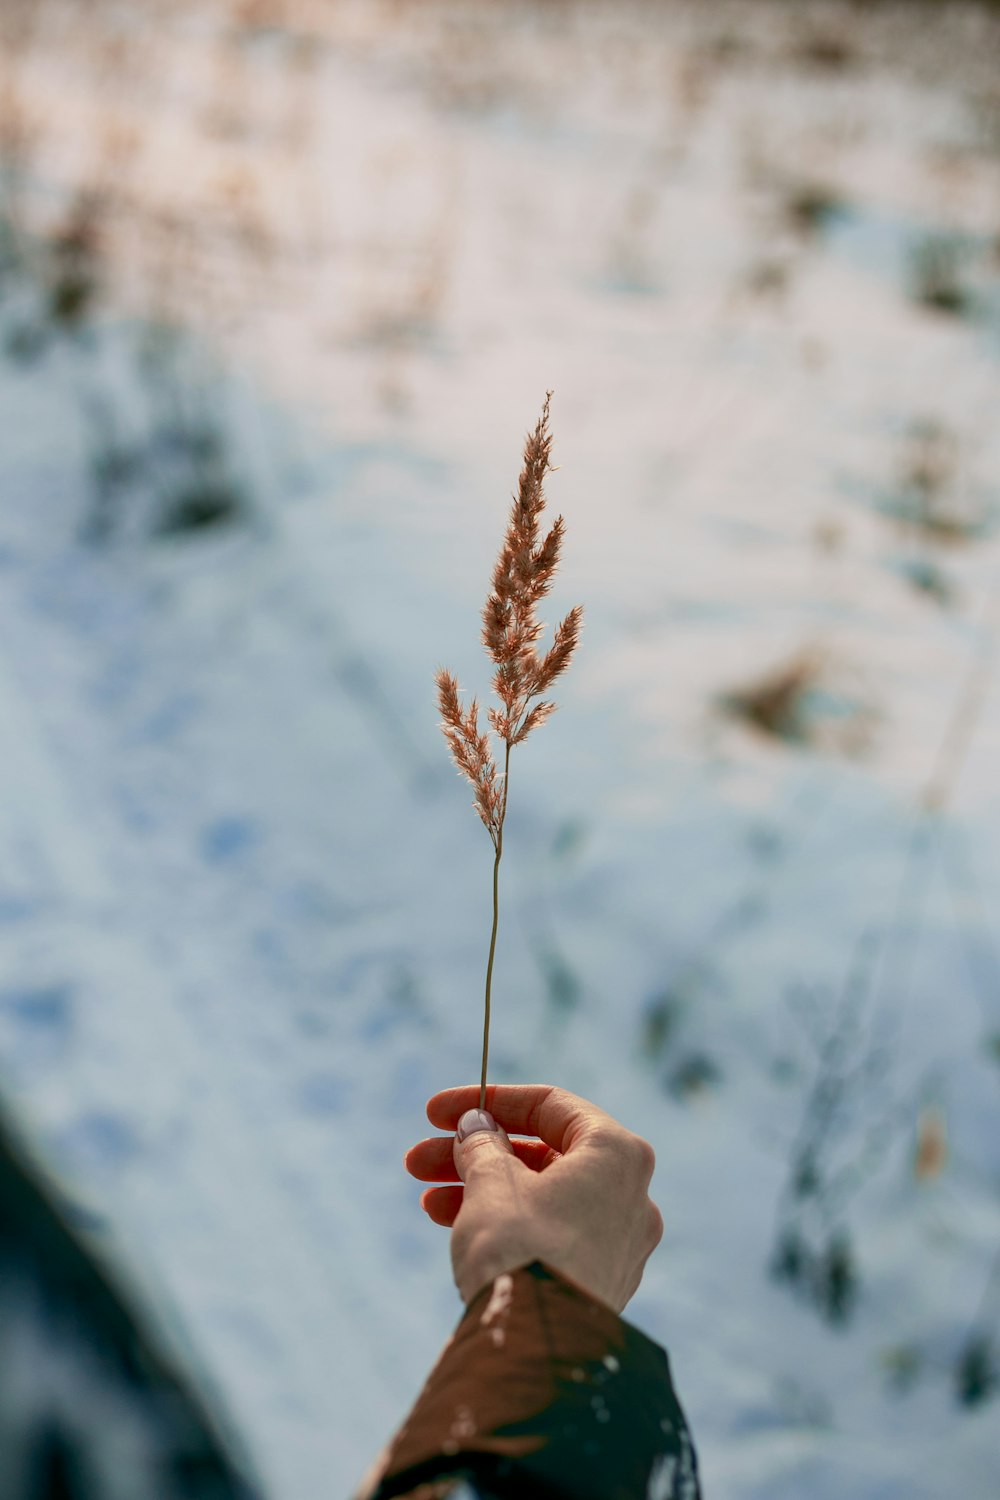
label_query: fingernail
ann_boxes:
[456,1108,498,1142]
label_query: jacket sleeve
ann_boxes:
[361,1261,701,1500]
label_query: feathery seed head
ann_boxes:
[436,395,582,839]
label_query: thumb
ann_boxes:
[453,1109,515,1183]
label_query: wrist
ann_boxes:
[456,1220,544,1303]
[457,1224,612,1310]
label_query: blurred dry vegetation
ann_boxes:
[1,0,997,563]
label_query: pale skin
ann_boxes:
[404,1084,665,1314]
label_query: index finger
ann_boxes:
[426,1084,615,1154]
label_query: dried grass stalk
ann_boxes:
[436,393,582,1108]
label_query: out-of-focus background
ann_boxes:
[1,1,999,1494]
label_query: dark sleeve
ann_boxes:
[365,1261,701,1500]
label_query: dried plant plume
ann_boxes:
[436,393,583,1110]
[436,393,583,846]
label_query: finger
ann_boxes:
[420,1184,463,1227]
[406,1135,556,1183]
[453,1110,517,1185]
[427,1084,614,1154]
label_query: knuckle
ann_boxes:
[457,1133,507,1174]
[588,1126,656,1185]
[625,1132,657,1181]
[461,1131,496,1157]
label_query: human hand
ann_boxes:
[404,1084,664,1313]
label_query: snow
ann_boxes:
[1,2,999,1496]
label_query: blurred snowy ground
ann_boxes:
[1,1,999,1495]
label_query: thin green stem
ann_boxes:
[480,741,511,1111]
